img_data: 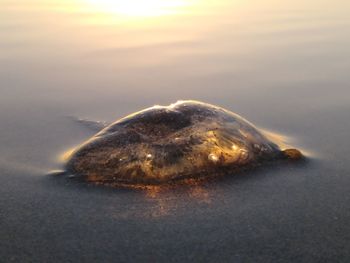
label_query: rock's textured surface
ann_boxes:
[65,101,302,185]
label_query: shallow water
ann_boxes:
[1,0,350,262]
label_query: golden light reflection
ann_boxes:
[143,182,212,218]
[84,0,194,17]
[263,129,314,157]
[59,147,77,162]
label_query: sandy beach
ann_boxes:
[1,0,350,262]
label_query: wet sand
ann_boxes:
[1,0,350,262]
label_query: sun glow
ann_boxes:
[85,0,191,17]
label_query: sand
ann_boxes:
[1,0,350,262]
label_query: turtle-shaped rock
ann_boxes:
[65,100,302,185]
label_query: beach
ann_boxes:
[1,0,350,261]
